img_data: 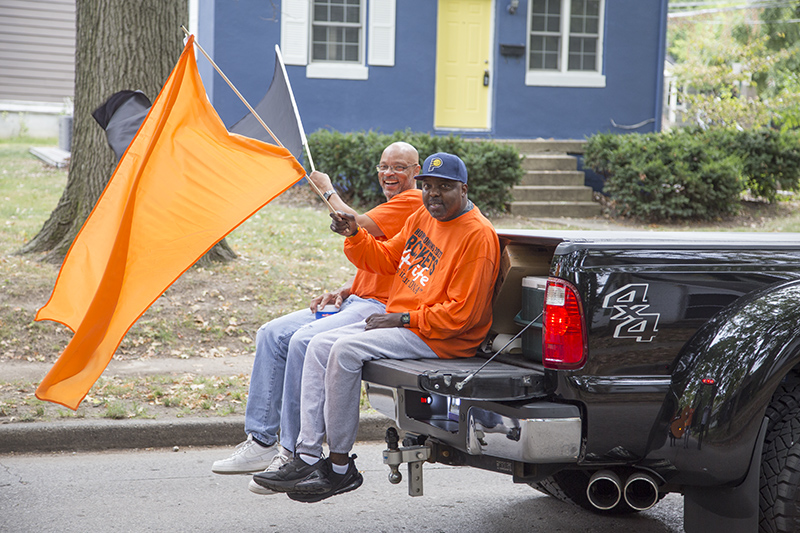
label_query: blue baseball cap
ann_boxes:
[415,152,468,184]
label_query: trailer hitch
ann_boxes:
[382,427,431,497]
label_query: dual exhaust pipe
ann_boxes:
[586,470,660,511]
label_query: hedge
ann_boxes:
[584,127,800,221]
[702,128,800,203]
[306,129,523,215]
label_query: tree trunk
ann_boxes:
[19,0,236,265]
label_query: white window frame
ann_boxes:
[307,0,368,79]
[525,0,606,88]
[281,0,396,80]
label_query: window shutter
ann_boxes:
[368,0,395,67]
[281,0,309,66]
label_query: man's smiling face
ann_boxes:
[377,144,419,200]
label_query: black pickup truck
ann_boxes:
[362,229,800,533]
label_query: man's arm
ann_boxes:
[308,171,383,237]
[331,212,406,276]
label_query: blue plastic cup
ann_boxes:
[315,304,339,319]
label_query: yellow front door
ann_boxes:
[434,0,492,130]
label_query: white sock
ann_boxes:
[299,453,320,466]
[331,462,349,475]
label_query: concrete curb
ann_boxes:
[0,413,394,454]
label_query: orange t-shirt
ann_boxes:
[349,188,423,304]
[344,204,500,359]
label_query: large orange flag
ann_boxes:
[35,36,306,409]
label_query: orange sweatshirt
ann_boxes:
[349,188,423,304]
[344,204,500,359]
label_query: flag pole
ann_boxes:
[180,26,335,213]
[271,46,325,200]
[271,44,318,177]
[304,144,317,174]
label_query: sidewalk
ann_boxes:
[0,354,394,454]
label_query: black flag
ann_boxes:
[230,45,306,163]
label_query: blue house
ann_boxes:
[196,0,668,140]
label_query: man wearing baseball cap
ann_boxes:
[253,152,500,502]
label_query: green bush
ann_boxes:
[306,129,523,215]
[586,128,800,221]
[585,130,742,221]
[703,128,800,202]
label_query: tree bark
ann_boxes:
[19,0,236,265]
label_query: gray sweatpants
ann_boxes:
[295,320,438,457]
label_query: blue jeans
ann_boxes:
[244,296,386,452]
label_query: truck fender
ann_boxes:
[651,280,800,485]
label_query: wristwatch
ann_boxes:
[323,189,337,201]
[400,312,410,327]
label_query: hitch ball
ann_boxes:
[385,427,403,484]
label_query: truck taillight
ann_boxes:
[543,278,587,370]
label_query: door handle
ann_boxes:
[483,70,490,86]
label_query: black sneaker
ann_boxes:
[287,455,363,503]
[251,455,326,493]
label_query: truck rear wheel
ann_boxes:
[532,470,638,515]
[759,375,800,533]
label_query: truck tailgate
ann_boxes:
[363,358,548,401]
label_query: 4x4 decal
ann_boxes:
[602,284,660,342]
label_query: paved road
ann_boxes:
[1,443,684,532]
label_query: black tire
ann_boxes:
[759,374,800,533]
[531,470,639,515]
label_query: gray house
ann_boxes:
[0,0,76,138]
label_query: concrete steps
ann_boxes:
[513,185,594,202]
[493,139,602,218]
[520,170,585,186]
[521,153,579,171]
[499,139,587,154]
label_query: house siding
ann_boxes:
[201,0,667,140]
[0,0,76,103]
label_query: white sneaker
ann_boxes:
[212,435,279,474]
[249,448,293,495]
